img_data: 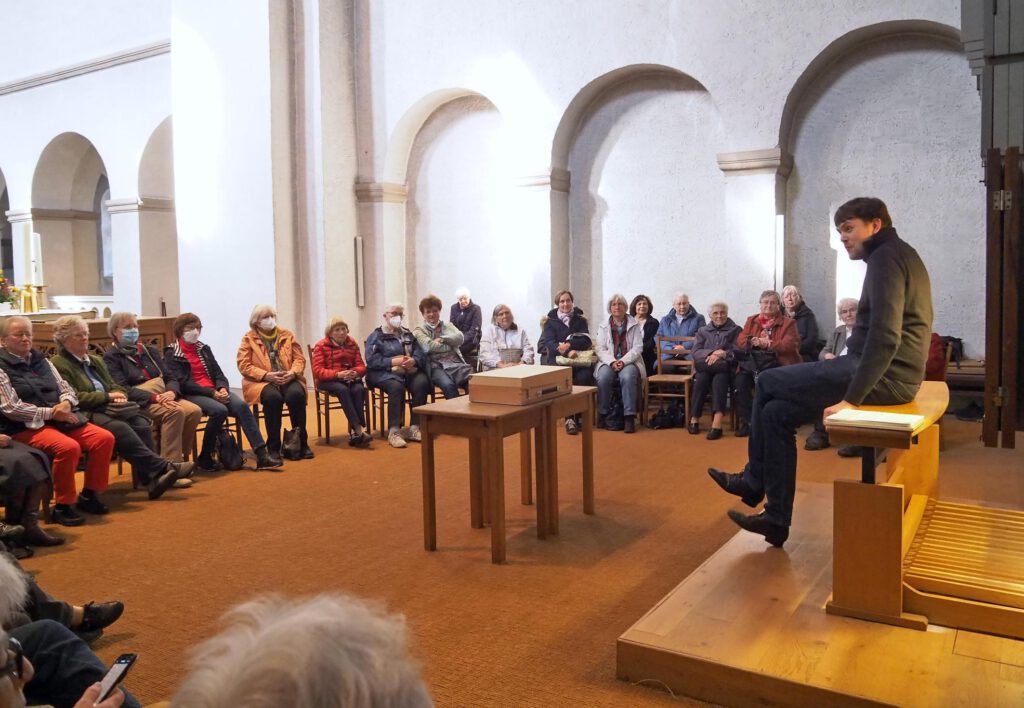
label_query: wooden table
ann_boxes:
[418,385,596,563]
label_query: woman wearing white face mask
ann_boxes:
[364,304,431,448]
[163,313,281,470]
[104,312,202,477]
[237,305,311,461]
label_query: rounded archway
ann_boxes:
[782,21,982,354]
[551,65,725,317]
[0,167,11,281]
[31,132,111,298]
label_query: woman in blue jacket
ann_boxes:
[538,290,594,435]
[656,293,706,362]
[365,303,432,448]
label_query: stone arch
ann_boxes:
[373,88,498,310]
[31,132,110,298]
[782,21,983,354]
[136,116,180,315]
[551,64,723,315]
[779,20,962,156]
[0,167,11,281]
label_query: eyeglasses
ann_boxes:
[3,637,24,682]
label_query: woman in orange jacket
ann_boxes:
[236,304,311,460]
[732,290,800,436]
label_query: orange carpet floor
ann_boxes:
[18,409,1018,706]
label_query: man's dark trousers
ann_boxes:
[741,355,921,527]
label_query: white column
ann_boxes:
[355,181,408,313]
[716,148,793,306]
[4,210,33,288]
[512,172,561,320]
[105,198,143,314]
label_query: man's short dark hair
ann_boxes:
[833,197,892,228]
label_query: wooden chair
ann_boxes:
[188,414,241,459]
[643,335,694,424]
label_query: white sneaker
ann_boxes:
[173,478,194,488]
[404,425,422,443]
[388,430,407,448]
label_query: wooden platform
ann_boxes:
[617,481,1024,707]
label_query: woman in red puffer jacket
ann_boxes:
[312,317,371,448]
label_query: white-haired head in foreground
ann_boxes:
[0,554,27,624]
[172,594,432,708]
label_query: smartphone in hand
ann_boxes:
[98,653,137,702]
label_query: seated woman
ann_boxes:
[687,302,741,440]
[0,316,115,528]
[538,290,594,435]
[804,297,860,452]
[365,304,431,449]
[413,295,473,399]
[449,287,483,366]
[478,304,535,370]
[630,294,658,376]
[237,305,312,461]
[656,292,705,363]
[733,290,800,437]
[163,313,280,470]
[782,284,820,362]
[595,293,645,433]
[311,317,372,448]
[49,315,192,503]
[104,312,202,482]
[1,435,63,548]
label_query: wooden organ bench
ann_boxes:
[825,381,1024,638]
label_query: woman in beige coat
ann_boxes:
[237,304,311,460]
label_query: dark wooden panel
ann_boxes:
[984,148,1003,447]
[1002,148,1021,447]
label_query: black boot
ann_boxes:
[255,445,283,470]
[18,483,63,547]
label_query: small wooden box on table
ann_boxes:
[468,364,571,405]
[418,372,595,563]
[826,381,1024,638]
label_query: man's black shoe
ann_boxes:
[148,465,180,500]
[78,600,125,634]
[51,504,85,527]
[75,494,109,515]
[22,526,64,547]
[706,428,723,441]
[707,467,763,507]
[804,429,830,451]
[687,422,700,435]
[727,509,789,548]
[255,446,284,470]
[300,446,315,459]
[735,421,750,437]
[837,445,862,458]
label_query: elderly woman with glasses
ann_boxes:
[781,284,821,362]
[733,290,800,437]
[365,303,431,449]
[594,293,645,434]
[449,286,483,365]
[312,316,371,448]
[103,312,202,475]
[478,304,535,370]
[237,304,312,461]
[163,313,280,471]
[49,316,193,507]
[687,301,741,440]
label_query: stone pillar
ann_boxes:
[4,210,33,288]
[548,168,571,300]
[105,198,143,314]
[355,181,408,315]
[716,147,793,306]
[513,171,562,320]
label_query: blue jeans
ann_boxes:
[13,619,141,708]
[318,379,366,430]
[740,355,919,527]
[595,363,640,416]
[186,391,265,457]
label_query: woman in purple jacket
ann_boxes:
[687,302,741,439]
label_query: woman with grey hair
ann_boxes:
[594,293,645,433]
[478,304,535,370]
[687,301,741,439]
[103,312,202,478]
[237,304,312,460]
[781,284,821,362]
[171,594,432,707]
[49,316,192,507]
[449,286,482,365]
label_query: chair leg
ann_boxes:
[324,394,331,445]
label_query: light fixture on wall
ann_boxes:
[774,214,785,292]
[354,236,365,307]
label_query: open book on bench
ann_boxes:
[825,408,925,431]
